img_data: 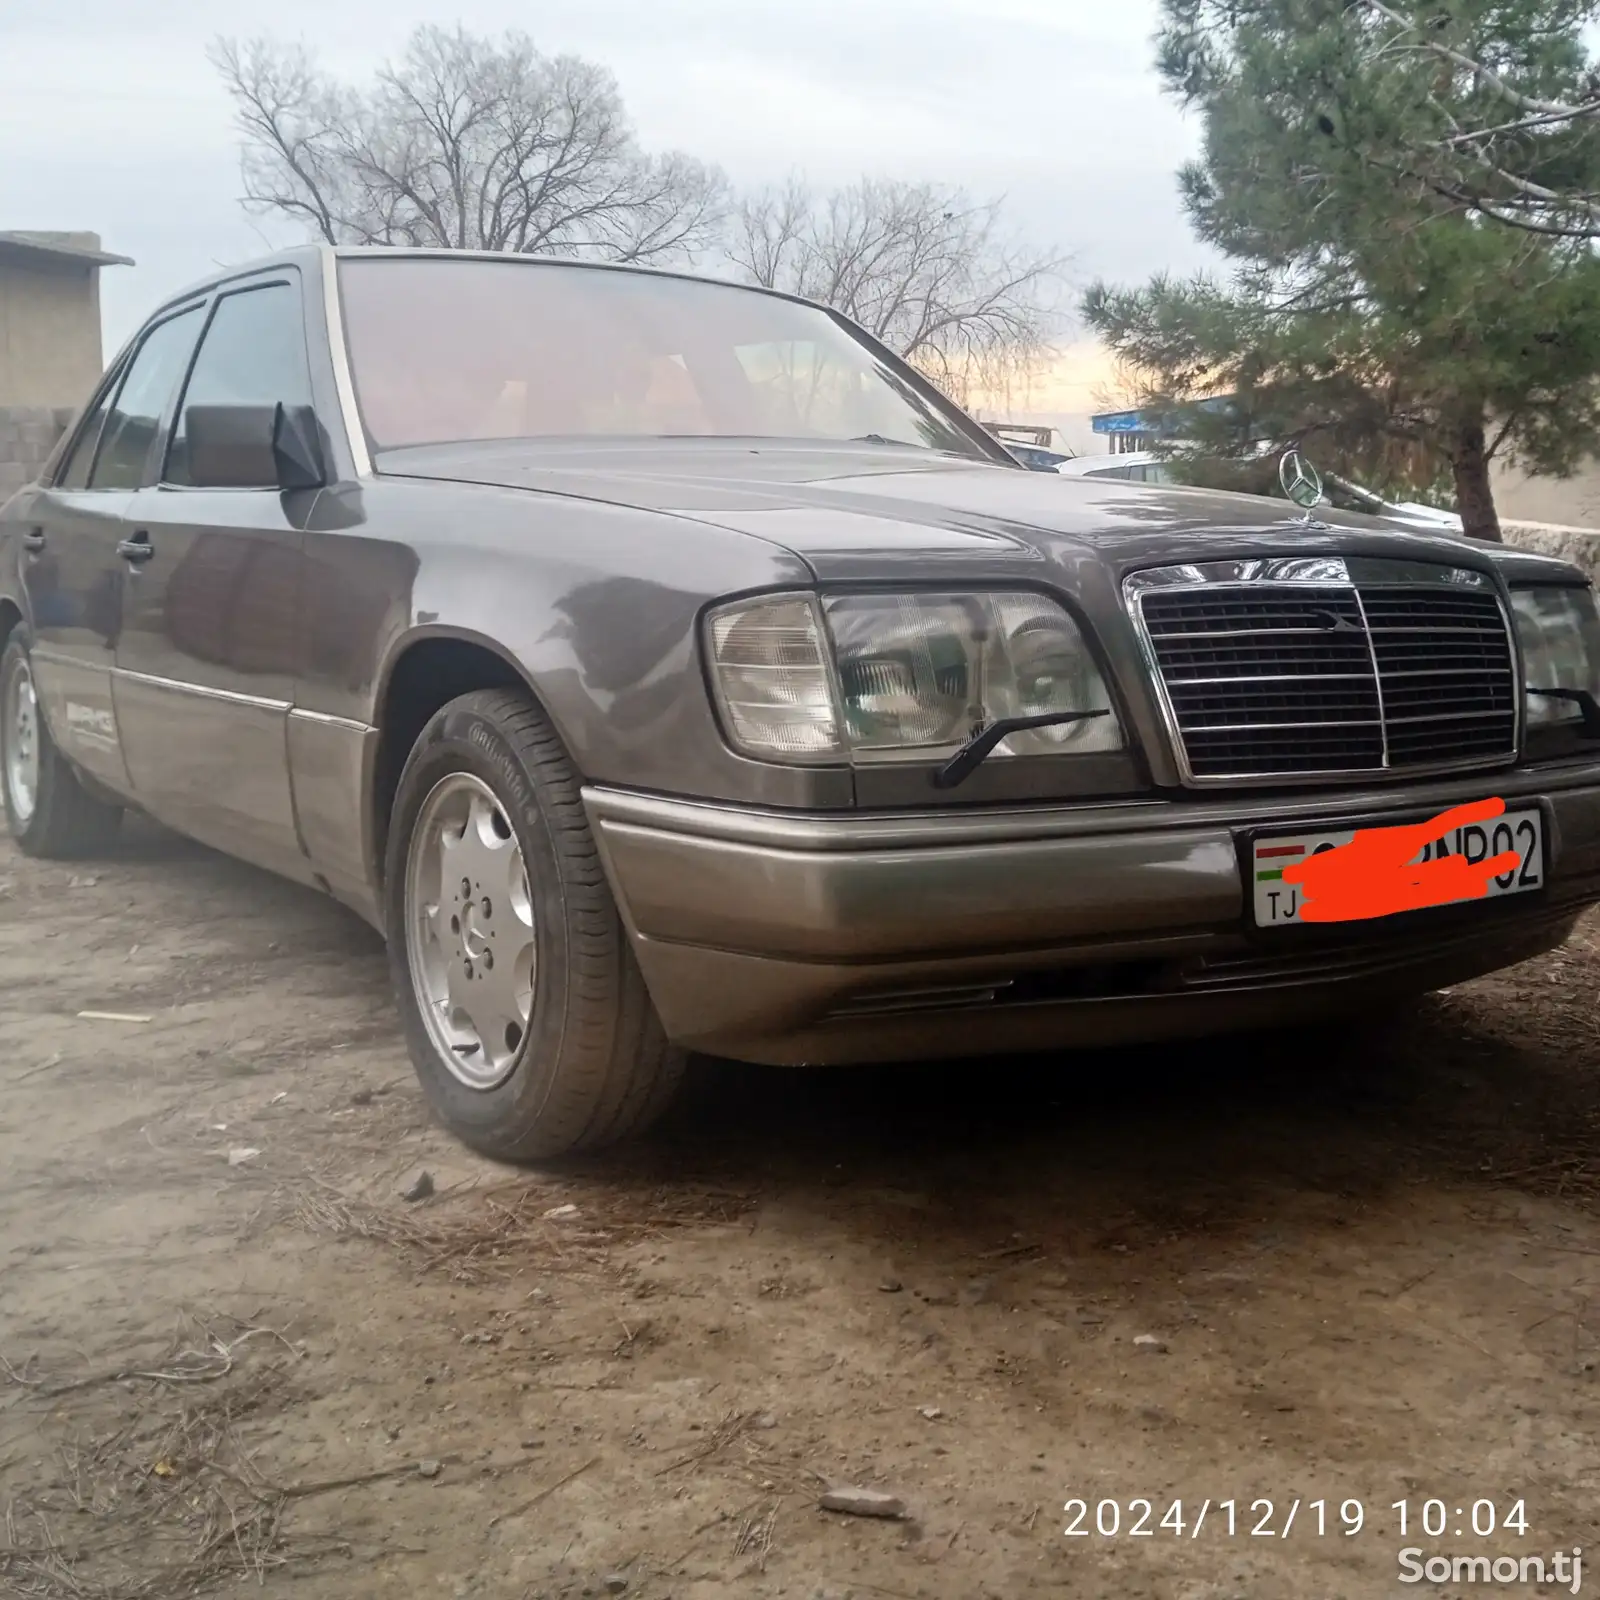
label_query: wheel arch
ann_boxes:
[368,627,573,891]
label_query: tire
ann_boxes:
[0,625,123,858]
[383,687,686,1160]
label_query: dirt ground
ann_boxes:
[3,818,1600,1600]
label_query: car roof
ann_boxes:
[144,243,832,328]
[147,243,327,315]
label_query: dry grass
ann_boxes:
[0,1313,294,1401]
[0,1319,425,1600]
[3,1363,303,1598]
[733,1502,778,1572]
[283,1173,756,1282]
[286,1178,611,1281]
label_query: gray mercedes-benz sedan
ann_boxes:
[5,246,1600,1158]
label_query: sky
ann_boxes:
[0,0,1215,399]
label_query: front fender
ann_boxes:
[333,476,855,811]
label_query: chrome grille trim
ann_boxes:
[1124,557,1520,788]
[1349,583,1390,769]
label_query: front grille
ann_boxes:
[1358,588,1518,764]
[1130,561,1517,784]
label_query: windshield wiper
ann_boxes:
[849,433,923,449]
[1528,687,1600,737]
[931,709,1111,789]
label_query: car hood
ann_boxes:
[376,438,1508,583]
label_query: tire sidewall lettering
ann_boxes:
[462,717,537,820]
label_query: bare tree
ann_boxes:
[728,178,1068,404]
[211,27,728,261]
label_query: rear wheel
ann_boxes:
[0,626,122,857]
[384,687,685,1160]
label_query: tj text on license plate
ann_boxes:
[1251,806,1545,927]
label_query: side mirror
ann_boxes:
[183,403,327,492]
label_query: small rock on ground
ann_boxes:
[400,1170,435,1203]
[819,1485,907,1519]
[1133,1333,1168,1353]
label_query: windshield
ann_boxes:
[337,257,997,460]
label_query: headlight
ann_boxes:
[1510,585,1600,726]
[705,590,1123,763]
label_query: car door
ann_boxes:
[113,275,316,882]
[19,305,206,794]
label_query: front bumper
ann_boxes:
[585,762,1600,1064]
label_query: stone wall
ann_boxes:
[0,405,73,504]
[1502,520,1600,585]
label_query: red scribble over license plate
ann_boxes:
[1251,798,1544,927]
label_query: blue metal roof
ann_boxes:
[1091,397,1233,436]
[1091,408,1148,434]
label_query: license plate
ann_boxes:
[1251,806,1545,927]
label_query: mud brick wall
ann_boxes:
[0,405,73,503]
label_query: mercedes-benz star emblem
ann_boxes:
[1279,448,1324,511]
[1309,608,1361,634]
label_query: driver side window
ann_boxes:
[164,282,313,486]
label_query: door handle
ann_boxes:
[21,527,45,553]
[117,531,154,565]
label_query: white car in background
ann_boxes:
[1057,450,1464,534]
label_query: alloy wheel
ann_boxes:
[2,656,40,826]
[403,772,537,1090]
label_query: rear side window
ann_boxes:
[88,307,205,490]
[165,283,313,485]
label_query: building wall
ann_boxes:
[0,256,103,409]
[0,406,73,504]
[1493,460,1600,532]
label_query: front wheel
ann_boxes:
[384,688,685,1160]
[1,626,122,858]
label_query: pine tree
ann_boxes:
[1083,0,1600,541]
